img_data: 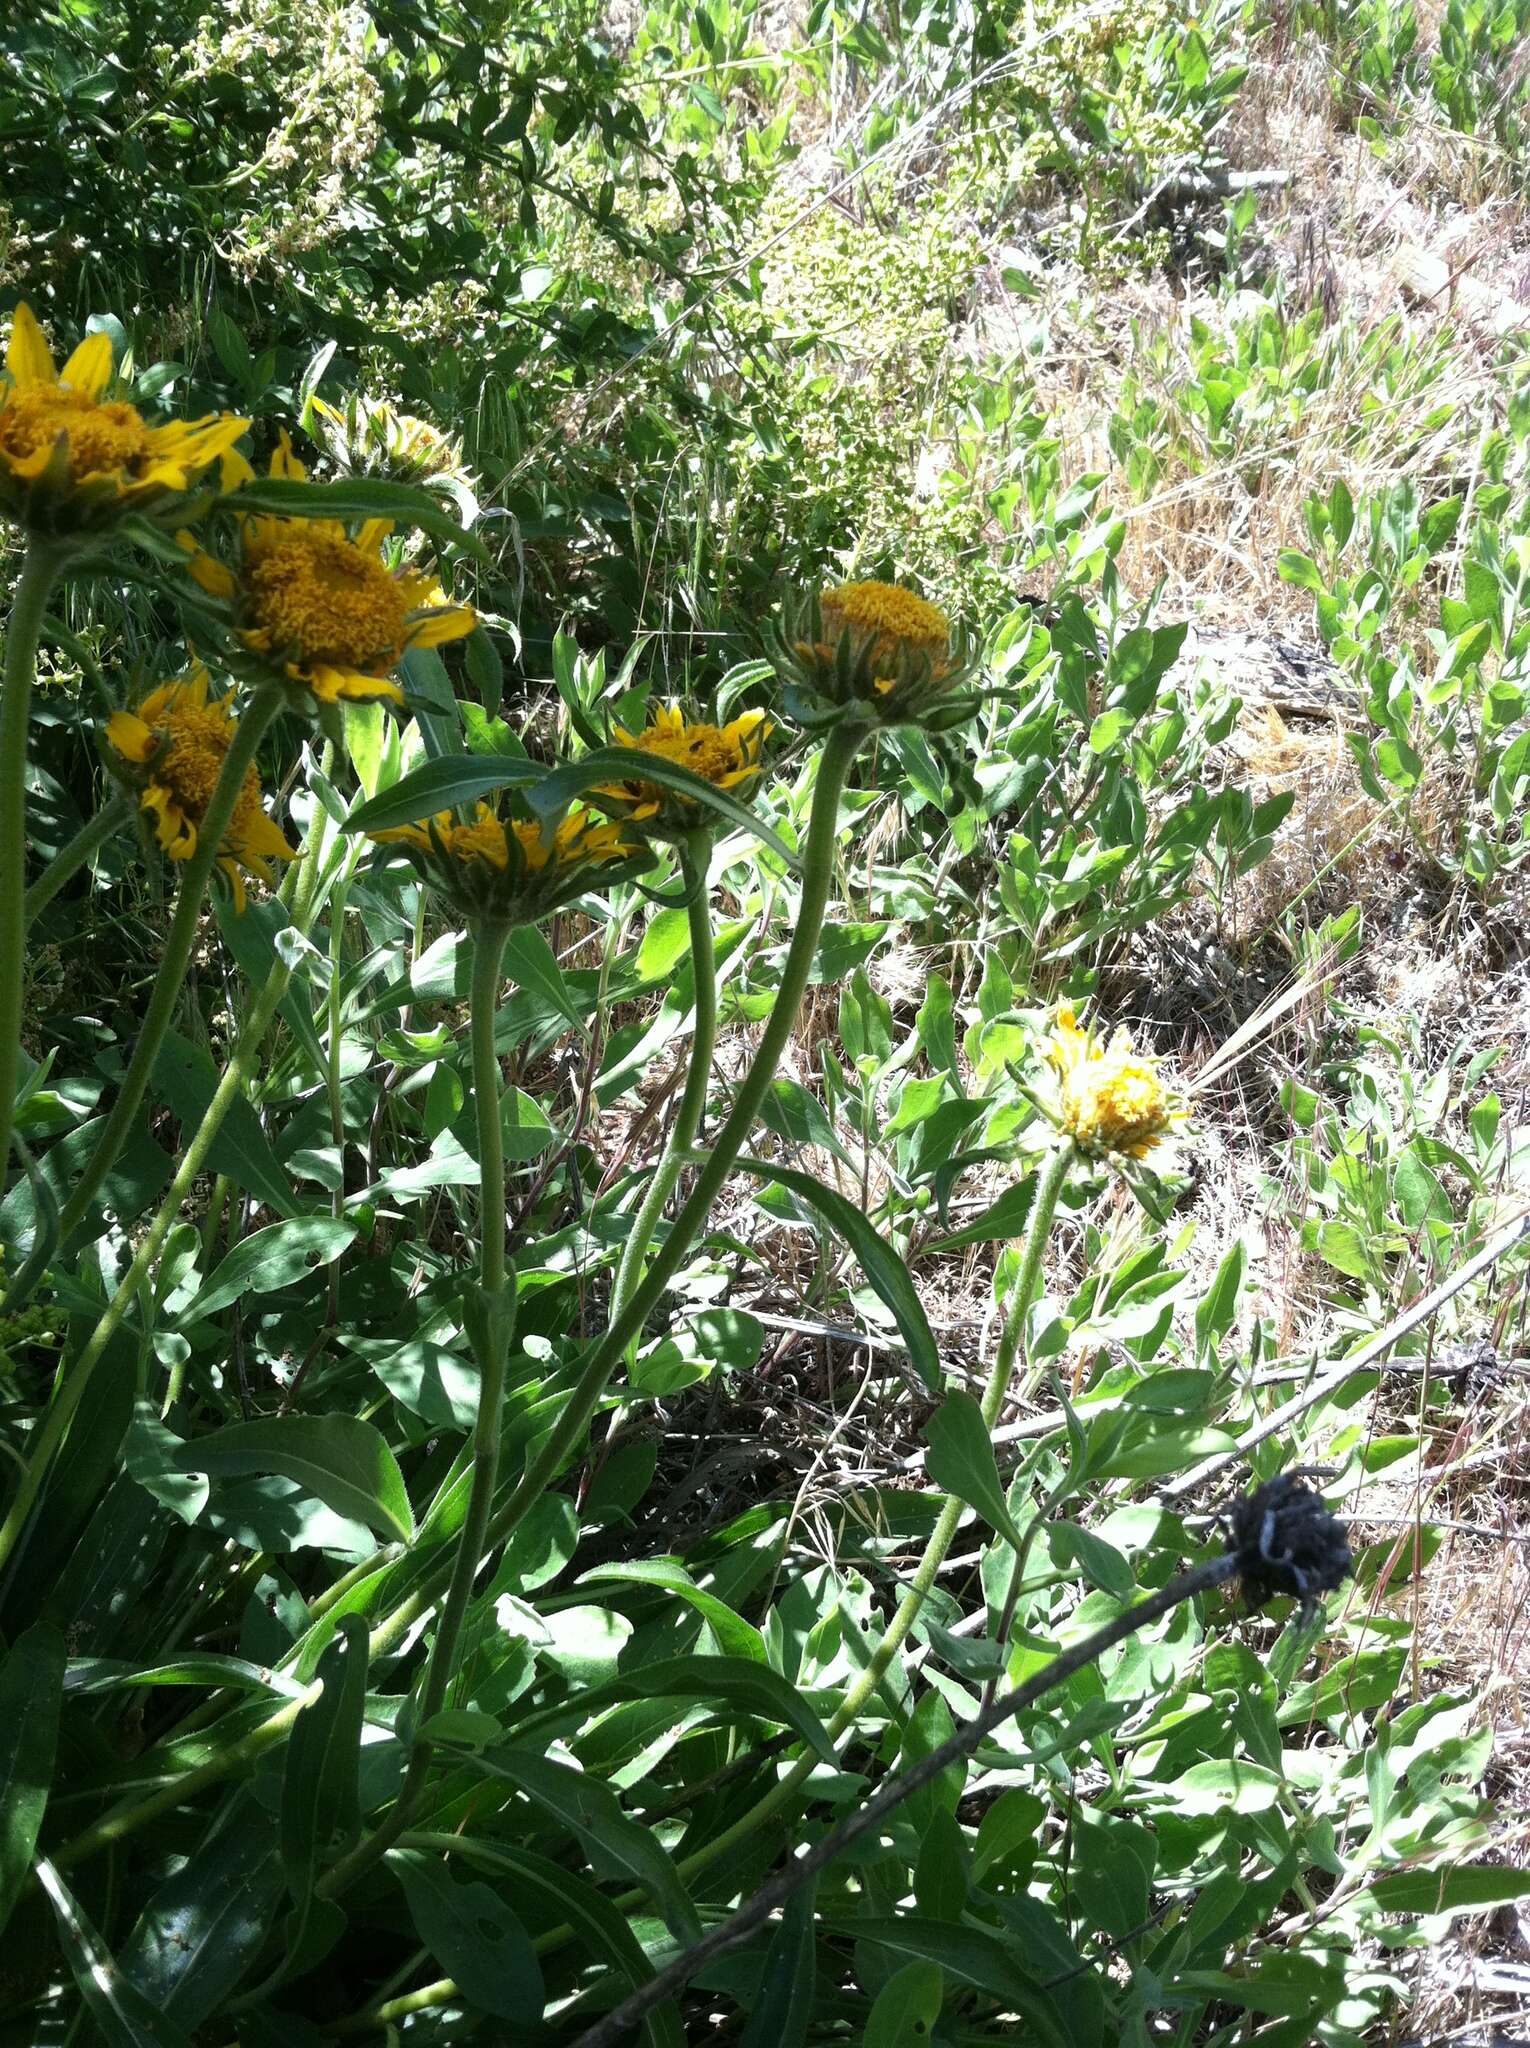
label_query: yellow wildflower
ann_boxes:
[596,704,772,831]
[178,434,473,707]
[0,303,247,538]
[105,665,297,912]
[368,801,647,923]
[1043,1005,1181,1162]
[771,578,976,733]
[819,580,951,678]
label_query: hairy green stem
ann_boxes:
[0,541,67,1178]
[317,919,514,1897]
[24,792,134,924]
[0,785,329,1585]
[55,681,284,1243]
[365,724,864,1660]
[670,1139,1075,1879]
[609,833,717,1327]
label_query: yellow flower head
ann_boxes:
[368,801,648,924]
[770,578,977,734]
[819,580,951,676]
[1043,1005,1182,1162]
[0,304,247,539]
[104,664,297,912]
[178,434,474,708]
[596,704,772,833]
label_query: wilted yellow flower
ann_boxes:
[368,801,648,924]
[0,303,247,538]
[1044,1005,1181,1162]
[595,704,772,831]
[105,664,297,912]
[178,435,473,707]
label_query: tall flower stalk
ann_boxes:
[609,827,717,1325]
[0,782,336,1583]
[0,541,67,1177]
[319,917,515,1892]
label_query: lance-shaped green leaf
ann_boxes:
[924,1391,1026,1548]
[518,746,798,867]
[390,1849,544,2022]
[723,1156,941,1392]
[0,1624,64,1935]
[37,1860,197,2048]
[226,474,487,559]
[345,754,545,832]
[191,1216,359,1320]
[167,1415,413,1543]
[448,1749,701,1942]
[281,1616,368,1910]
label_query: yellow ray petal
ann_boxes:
[405,606,475,649]
[6,304,57,389]
[301,663,406,705]
[59,331,113,399]
[106,711,154,761]
[177,537,236,598]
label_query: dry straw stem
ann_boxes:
[1162,1203,1530,1504]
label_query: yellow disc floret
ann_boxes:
[105,666,297,911]
[179,434,474,707]
[244,528,412,673]
[820,580,950,671]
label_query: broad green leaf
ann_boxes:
[37,1860,196,2048]
[391,1850,544,2021]
[228,474,484,557]
[65,1655,302,1698]
[502,923,586,1028]
[436,1839,684,2048]
[580,1559,766,1661]
[865,1961,944,2047]
[519,746,798,867]
[1049,1522,1134,1601]
[0,1624,64,1935]
[1194,1237,1245,1350]
[168,1415,413,1543]
[458,1749,701,1941]
[842,1918,1069,2048]
[726,1156,941,1392]
[281,1616,368,1909]
[120,1807,283,2027]
[192,1216,358,1319]
[151,1031,296,1218]
[924,1391,1024,1548]
[1365,1863,1530,1916]
[506,1655,838,1763]
[347,754,543,832]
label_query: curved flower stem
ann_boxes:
[367,723,864,1661]
[0,540,67,1179]
[0,788,332,1587]
[667,1139,1075,1882]
[608,829,717,1334]
[24,793,135,925]
[318,918,514,1898]
[53,680,285,1246]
